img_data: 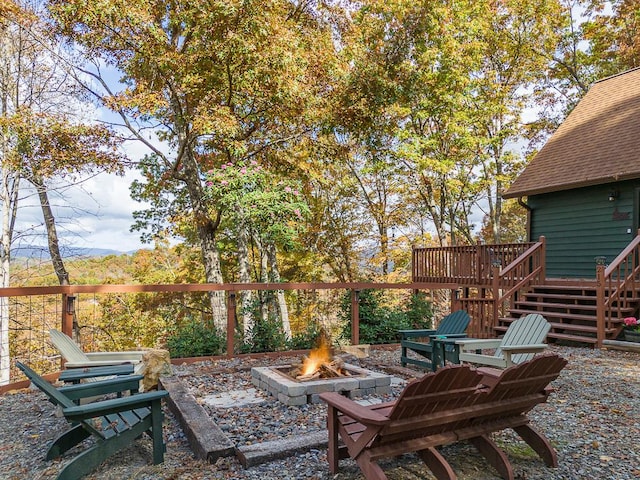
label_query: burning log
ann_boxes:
[295,358,349,381]
[288,331,353,381]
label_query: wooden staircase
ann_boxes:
[495,284,637,345]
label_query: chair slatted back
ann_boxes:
[49,329,91,364]
[380,365,483,442]
[495,314,550,364]
[434,310,471,336]
[484,353,567,402]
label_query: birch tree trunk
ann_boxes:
[0,166,18,386]
[265,242,291,339]
[235,209,254,337]
[259,241,269,323]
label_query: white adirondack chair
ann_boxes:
[49,329,146,375]
[455,314,551,368]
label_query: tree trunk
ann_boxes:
[265,242,291,339]
[0,166,18,386]
[259,239,269,323]
[180,150,226,329]
[236,208,254,337]
[33,178,70,286]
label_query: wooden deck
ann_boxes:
[413,235,640,346]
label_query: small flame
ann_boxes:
[301,335,331,376]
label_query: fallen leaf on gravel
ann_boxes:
[599,455,614,462]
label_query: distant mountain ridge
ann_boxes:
[11,246,130,259]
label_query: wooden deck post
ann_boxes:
[491,264,501,337]
[351,289,360,346]
[595,264,605,348]
[226,293,236,357]
[539,236,546,283]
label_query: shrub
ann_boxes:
[339,290,433,344]
[287,320,324,350]
[166,319,225,358]
[238,316,288,353]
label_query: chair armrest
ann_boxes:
[58,375,144,401]
[62,390,169,421]
[399,329,436,339]
[319,392,388,426]
[59,364,135,383]
[84,352,145,362]
[455,339,502,350]
[500,344,547,352]
[64,360,135,368]
[429,333,467,340]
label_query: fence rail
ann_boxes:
[0,281,459,390]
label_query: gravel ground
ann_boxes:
[1,344,639,480]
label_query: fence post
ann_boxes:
[595,263,606,348]
[226,292,236,357]
[351,289,360,346]
[61,294,75,337]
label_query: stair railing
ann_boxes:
[490,236,546,334]
[456,238,546,337]
[596,229,640,346]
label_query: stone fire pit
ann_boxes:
[251,363,393,405]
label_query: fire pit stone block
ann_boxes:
[250,364,394,405]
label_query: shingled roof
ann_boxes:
[504,67,640,199]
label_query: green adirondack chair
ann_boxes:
[455,314,551,368]
[399,310,471,371]
[16,362,168,480]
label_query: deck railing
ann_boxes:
[597,229,640,346]
[412,241,537,285]
[0,281,459,391]
[412,238,545,336]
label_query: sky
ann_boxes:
[15,169,151,254]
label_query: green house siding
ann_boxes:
[529,182,637,279]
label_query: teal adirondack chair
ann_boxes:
[399,310,471,371]
[16,362,168,480]
[455,314,551,368]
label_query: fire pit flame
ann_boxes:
[300,336,331,376]
[293,335,350,381]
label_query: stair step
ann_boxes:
[529,285,597,293]
[496,321,616,335]
[522,292,598,302]
[515,301,598,311]
[547,332,599,344]
[508,308,598,322]
[494,325,600,344]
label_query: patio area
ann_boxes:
[2,344,639,479]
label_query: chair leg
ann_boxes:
[151,399,165,464]
[47,424,91,460]
[355,451,388,480]
[56,421,150,480]
[469,435,514,480]
[513,424,558,467]
[417,447,457,480]
[326,405,340,473]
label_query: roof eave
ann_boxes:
[503,173,640,199]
